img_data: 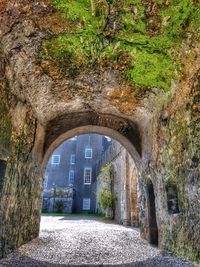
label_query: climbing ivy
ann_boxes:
[43,0,200,91]
[97,163,117,218]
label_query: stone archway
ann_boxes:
[41,114,142,227]
[43,112,142,162]
[42,124,141,173]
[0,110,144,258]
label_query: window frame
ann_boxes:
[51,155,60,165]
[83,198,91,210]
[85,148,93,159]
[70,154,76,165]
[84,168,92,184]
[68,170,75,186]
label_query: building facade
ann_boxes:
[43,134,111,213]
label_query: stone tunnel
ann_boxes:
[0,0,200,263]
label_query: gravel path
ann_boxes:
[0,216,198,267]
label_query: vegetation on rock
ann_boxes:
[43,0,200,91]
[97,163,117,218]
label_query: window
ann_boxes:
[70,154,76,164]
[69,170,75,185]
[51,155,60,165]
[44,175,48,188]
[85,148,92,159]
[83,198,90,210]
[84,168,92,184]
[166,184,179,214]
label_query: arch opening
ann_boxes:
[42,125,141,173]
[42,112,142,169]
[41,133,140,227]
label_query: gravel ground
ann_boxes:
[0,216,198,267]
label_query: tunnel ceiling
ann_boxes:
[2,0,198,127]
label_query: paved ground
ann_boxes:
[0,216,198,267]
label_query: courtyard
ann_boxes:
[0,216,197,267]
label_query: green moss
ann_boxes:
[43,0,200,90]
[51,0,108,32]
[160,0,196,38]
[126,48,174,90]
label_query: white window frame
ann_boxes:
[84,168,92,184]
[69,170,75,185]
[51,155,60,165]
[70,154,76,164]
[83,198,91,210]
[85,148,93,159]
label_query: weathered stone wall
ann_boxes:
[0,0,199,263]
[0,97,44,258]
[97,141,139,226]
[42,187,74,213]
[139,74,200,262]
[156,78,200,262]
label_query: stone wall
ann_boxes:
[0,0,199,263]
[0,103,44,258]
[42,188,74,213]
[157,84,199,261]
[96,141,139,227]
[139,75,200,262]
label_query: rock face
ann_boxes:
[0,0,199,263]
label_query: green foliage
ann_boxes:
[55,200,63,213]
[44,0,200,90]
[99,189,117,210]
[100,162,112,174]
[98,163,117,217]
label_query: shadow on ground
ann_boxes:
[0,255,196,267]
[58,216,101,221]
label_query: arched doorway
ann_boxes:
[0,112,144,258]
[147,180,158,246]
[42,132,140,226]
[41,112,142,230]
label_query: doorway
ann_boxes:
[147,180,158,246]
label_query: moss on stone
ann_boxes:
[168,228,200,264]
[43,0,200,90]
